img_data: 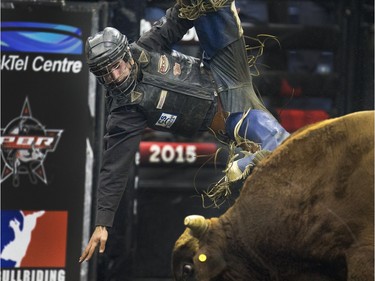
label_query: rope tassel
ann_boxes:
[177,0,232,20]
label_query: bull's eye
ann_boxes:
[182,264,193,276]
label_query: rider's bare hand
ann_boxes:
[79,226,108,263]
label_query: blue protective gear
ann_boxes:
[224,109,290,181]
[225,109,290,151]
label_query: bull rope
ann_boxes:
[177,0,232,20]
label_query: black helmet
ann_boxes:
[85,27,137,95]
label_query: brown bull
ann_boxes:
[172,111,374,281]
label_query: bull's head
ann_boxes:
[172,215,226,281]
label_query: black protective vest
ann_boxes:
[107,43,218,137]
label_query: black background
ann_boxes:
[1,4,96,280]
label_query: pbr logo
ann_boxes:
[0,97,63,186]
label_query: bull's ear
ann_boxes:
[193,248,226,281]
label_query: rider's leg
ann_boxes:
[184,1,269,115]
[182,1,290,182]
[209,37,289,181]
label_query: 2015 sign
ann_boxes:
[139,142,217,166]
[149,143,196,163]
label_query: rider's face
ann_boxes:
[103,59,132,85]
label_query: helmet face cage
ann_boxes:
[96,61,137,95]
[95,54,138,95]
[86,28,137,95]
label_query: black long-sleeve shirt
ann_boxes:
[96,4,193,227]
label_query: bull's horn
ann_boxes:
[184,215,208,238]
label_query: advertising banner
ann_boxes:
[1,2,104,281]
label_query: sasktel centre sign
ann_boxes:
[1,54,82,73]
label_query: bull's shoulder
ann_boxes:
[271,110,374,162]
[243,110,374,195]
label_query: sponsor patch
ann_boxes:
[158,55,170,74]
[156,90,168,109]
[173,63,181,76]
[130,91,143,103]
[138,50,149,64]
[155,113,177,129]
